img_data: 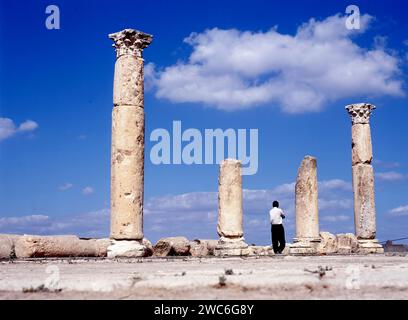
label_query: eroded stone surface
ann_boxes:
[337,233,359,254]
[107,239,151,258]
[113,55,145,107]
[0,235,18,259]
[109,29,152,59]
[248,246,274,256]
[214,237,249,256]
[347,103,378,246]
[153,237,191,257]
[352,124,373,165]
[345,103,376,125]
[109,28,152,244]
[110,105,145,240]
[15,236,110,258]
[317,232,338,254]
[217,159,244,239]
[190,239,218,257]
[294,156,320,242]
[357,239,384,254]
[352,164,376,239]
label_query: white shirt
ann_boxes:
[269,207,285,225]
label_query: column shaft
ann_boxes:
[289,155,320,255]
[295,156,319,240]
[346,103,383,254]
[107,29,152,257]
[215,159,249,256]
[217,159,244,238]
[111,105,144,239]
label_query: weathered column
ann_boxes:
[346,103,383,254]
[290,155,321,254]
[214,159,249,256]
[108,29,152,258]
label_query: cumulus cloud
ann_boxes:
[0,210,110,237]
[58,183,73,191]
[389,205,408,217]
[0,118,39,141]
[321,215,350,222]
[148,13,403,113]
[376,171,407,182]
[82,186,94,195]
[373,159,400,169]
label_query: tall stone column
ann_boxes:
[214,159,249,256]
[107,29,152,258]
[346,103,383,254]
[290,155,321,254]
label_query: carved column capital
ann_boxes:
[109,29,152,58]
[345,103,376,125]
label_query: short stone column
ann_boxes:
[346,103,383,254]
[214,159,249,256]
[290,155,321,254]
[108,29,152,258]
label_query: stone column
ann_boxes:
[346,103,383,254]
[107,29,152,258]
[214,159,249,256]
[290,155,321,254]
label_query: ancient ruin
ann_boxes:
[346,103,384,254]
[0,31,389,261]
[290,156,321,254]
[214,159,250,256]
[108,29,153,258]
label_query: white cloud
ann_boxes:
[319,199,353,211]
[389,205,408,217]
[318,179,352,191]
[0,209,110,237]
[18,120,38,132]
[321,215,351,222]
[0,118,39,141]
[58,183,73,191]
[373,159,400,169]
[148,13,403,113]
[376,171,407,182]
[0,215,49,229]
[82,186,94,195]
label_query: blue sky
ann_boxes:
[0,0,407,245]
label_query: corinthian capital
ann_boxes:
[109,29,152,58]
[345,103,376,125]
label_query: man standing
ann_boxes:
[269,200,286,254]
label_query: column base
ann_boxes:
[357,239,384,254]
[214,237,250,257]
[107,239,148,258]
[289,238,321,255]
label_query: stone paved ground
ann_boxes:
[0,254,407,299]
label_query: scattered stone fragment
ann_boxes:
[14,235,110,258]
[153,237,191,257]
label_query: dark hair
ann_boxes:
[273,201,279,208]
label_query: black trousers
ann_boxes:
[271,224,286,253]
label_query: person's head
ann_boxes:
[272,201,279,208]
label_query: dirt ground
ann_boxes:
[1,254,407,299]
